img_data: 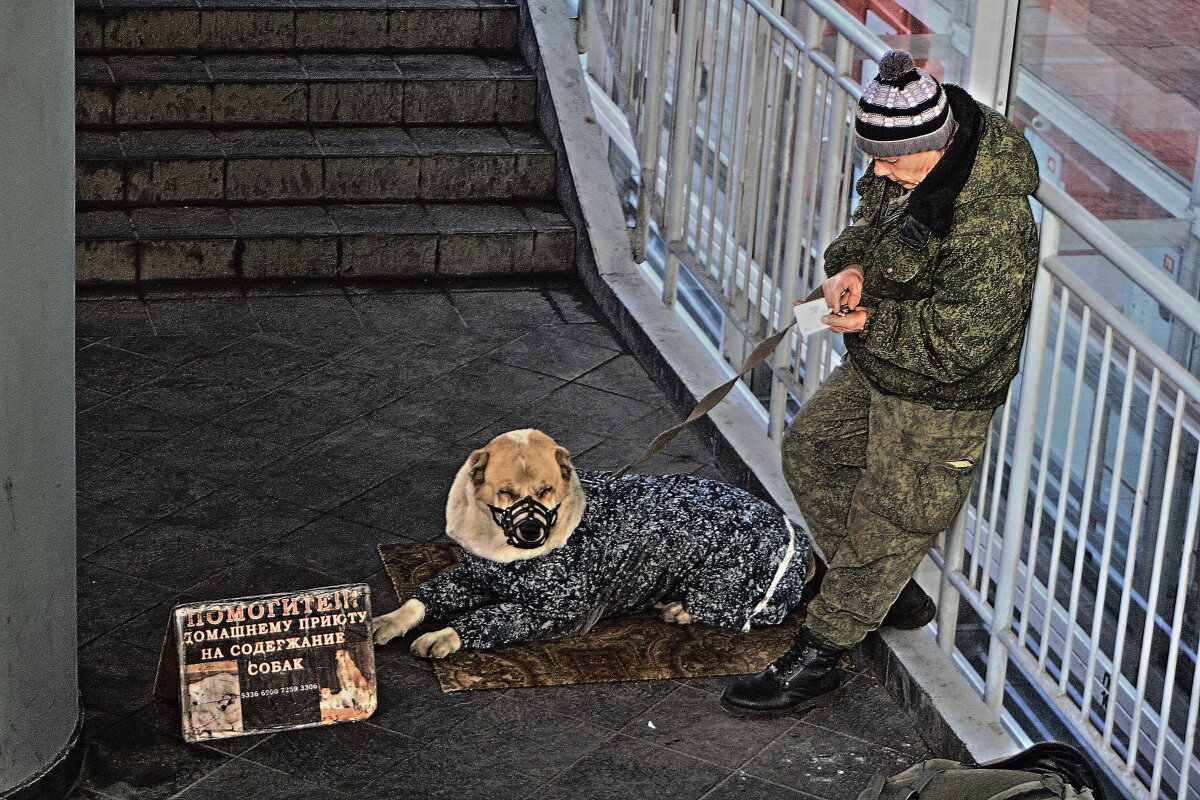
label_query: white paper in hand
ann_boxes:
[793,298,833,337]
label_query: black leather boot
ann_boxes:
[720,628,845,718]
[881,580,936,630]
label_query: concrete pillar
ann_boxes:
[0,1,83,797]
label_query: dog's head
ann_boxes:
[446,429,585,563]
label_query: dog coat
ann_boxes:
[413,470,811,651]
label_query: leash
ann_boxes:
[609,317,799,480]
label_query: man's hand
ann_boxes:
[822,307,868,333]
[822,266,864,313]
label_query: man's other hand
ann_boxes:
[823,266,864,312]
[822,307,868,333]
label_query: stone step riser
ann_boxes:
[77,231,576,284]
[77,152,557,207]
[77,79,536,128]
[76,7,519,55]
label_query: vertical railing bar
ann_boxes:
[1149,431,1200,798]
[730,12,771,326]
[1038,298,1089,672]
[676,10,707,265]
[768,38,816,442]
[660,0,703,306]
[1101,367,1159,747]
[984,243,1057,712]
[1019,279,1070,651]
[631,0,672,262]
[1061,325,1114,695]
[937,503,970,655]
[1127,387,1184,772]
[969,396,1000,587]
[760,38,793,341]
[981,386,1015,595]
[697,0,735,276]
[577,0,589,54]
[713,5,751,294]
[736,17,773,327]
[749,33,787,337]
[1081,348,1139,720]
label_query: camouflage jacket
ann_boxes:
[824,85,1040,409]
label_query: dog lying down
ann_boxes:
[371,429,812,658]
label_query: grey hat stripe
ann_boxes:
[854,112,955,158]
[859,92,941,118]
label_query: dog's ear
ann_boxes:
[468,449,490,486]
[554,446,573,480]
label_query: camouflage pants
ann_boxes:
[783,360,993,649]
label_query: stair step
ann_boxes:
[76,1,519,55]
[77,125,556,206]
[77,54,536,127]
[76,202,576,282]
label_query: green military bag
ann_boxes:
[856,742,1104,800]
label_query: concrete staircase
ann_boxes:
[75,0,576,284]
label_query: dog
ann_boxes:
[370,429,811,657]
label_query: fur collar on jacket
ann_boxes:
[898,84,982,247]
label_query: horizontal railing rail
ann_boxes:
[578,1,1200,798]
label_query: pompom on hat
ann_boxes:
[854,50,955,158]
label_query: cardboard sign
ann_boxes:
[155,584,377,742]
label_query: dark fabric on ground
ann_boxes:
[381,542,809,692]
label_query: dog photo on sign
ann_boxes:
[370,428,813,657]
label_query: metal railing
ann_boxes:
[577,1,1200,798]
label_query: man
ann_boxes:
[721,50,1040,717]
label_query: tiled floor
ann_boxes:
[72,279,932,800]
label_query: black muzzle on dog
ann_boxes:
[486,495,560,549]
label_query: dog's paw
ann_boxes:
[660,602,694,625]
[411,627,462,659]
[370,598,425,645]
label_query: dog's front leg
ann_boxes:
[410,627,462,658]
[370,598,425,645]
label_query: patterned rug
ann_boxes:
[378,542,805,692]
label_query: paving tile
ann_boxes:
[98,334,241,366]
[507,679,680,732]
[76,300,157,340]
[365,661,505,740]
[78,715,232,800]
[702,773,822,800]
[183,337,328,390]
[620,683,797,769]
[439,693,612,780]
[77,496,155,558]
[77,436,136,483]
[801,673,929,757]
[79,454,221,518]
[491,327,619,381]
[253,514,387,585]
[328,445,463,538]
[120,366,271,423]
[212,391,353,450]
[448,287,561,330]
[741,722,918,800]
[77,399,196,454]
[173,758,351,800]
[77,561,176,642]
[178,551,348,604]
[275,360,414,417]
[576,353,661,400]
[76,342,172,395]
[347,289,455,333]
[368,376,520,440]
[250,418,422,509]
[237,721,414,793]
[152,485,322,550]
[546,733,726,800]
[147,297,261,335]
[91,517,257,592]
